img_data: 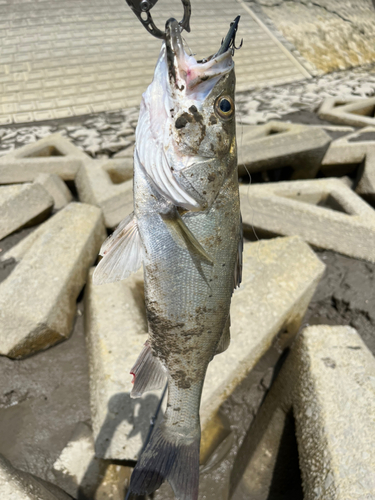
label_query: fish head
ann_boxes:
[165,17,239,162]
[137,16,241,210]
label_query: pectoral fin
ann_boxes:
[93,212,143,285]
[161,211,213,265]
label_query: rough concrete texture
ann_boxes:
[292,325,375,499]
[249,0,375,73]
[321,126,375,202]
[75,159,133,228]
[241,177,375,262]
[0,453,72,500]
[200,236,325,459]
[34,173,73,211]
[0,183,53,240]
[0,203,106,359]
[237,120,331,178]
[101,158,133,184]
[0,133,88,183]
[318,96,375,127]
[52,422,130,500]
[84,268,161,461]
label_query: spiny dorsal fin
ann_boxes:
[93,212,143,285]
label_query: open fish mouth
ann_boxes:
[165,16,241,97]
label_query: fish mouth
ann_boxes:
[165,16,240,96]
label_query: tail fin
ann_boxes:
[129,423,200,500]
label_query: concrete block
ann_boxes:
[34,173,73,210]
[52,422,130,500]
[322,126,375,203]
[0,203,106,359]
[0,133,89,183]
[240,177,375,262]
[101,158,133,184]
[0,453,71,500]
[230,325,375,500]
[293,325,375,499]
[237,121,331,179]
[0,183,53,240]
[84,268,161,461]
[75,159,133,228]
[318,96,375,127]
[200,236,324,460]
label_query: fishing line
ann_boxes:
[124,382,168,500]
[237,111,262,266]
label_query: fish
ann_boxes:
[93,15,242,500]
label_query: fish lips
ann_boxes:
[165,18,235,93]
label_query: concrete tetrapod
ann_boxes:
[34,173,73,210]
[0,453,72,500]
[0,183,53,240]
[240,177,375,262]
[237,121,331,179]
[322,126,375,203]
[52,422,130,500]
[85,236,324,463]
[318,96,375,127]
[0,202,106,359]
[230,325,375,500]
[294,325,375,499]
[75,159,133,228]
[0,133,89,183]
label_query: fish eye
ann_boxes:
[215,96,234,121]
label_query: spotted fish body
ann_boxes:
[94,17,242,500]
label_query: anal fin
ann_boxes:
[215,315,231,355]
[130,341,167,398]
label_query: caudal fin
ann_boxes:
[129,423,200,500]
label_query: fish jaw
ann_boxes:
[165,18,234,101]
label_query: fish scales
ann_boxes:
[93,15,242,500]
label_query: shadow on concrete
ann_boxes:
[77,392,160,500]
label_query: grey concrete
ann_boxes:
[0,133,88,183]
[0,183,53,240]
[0,203,106,359]
[229,324,375,500]
[0,0,310,125]
[200,236,324,461]
[237,120,331,178]
[294,325,375,499]
[101,158,133,184]
[75,159,133,228]
[0,453,72,500]
[52,422,130,500]
[318,96,375,127]
[241,177,375,262]
[84,268,161,461]
[34,173,73,211]
[322,126,375,202]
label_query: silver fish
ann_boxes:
[93,16,242,500]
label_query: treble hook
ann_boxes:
[125,0,191,40]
